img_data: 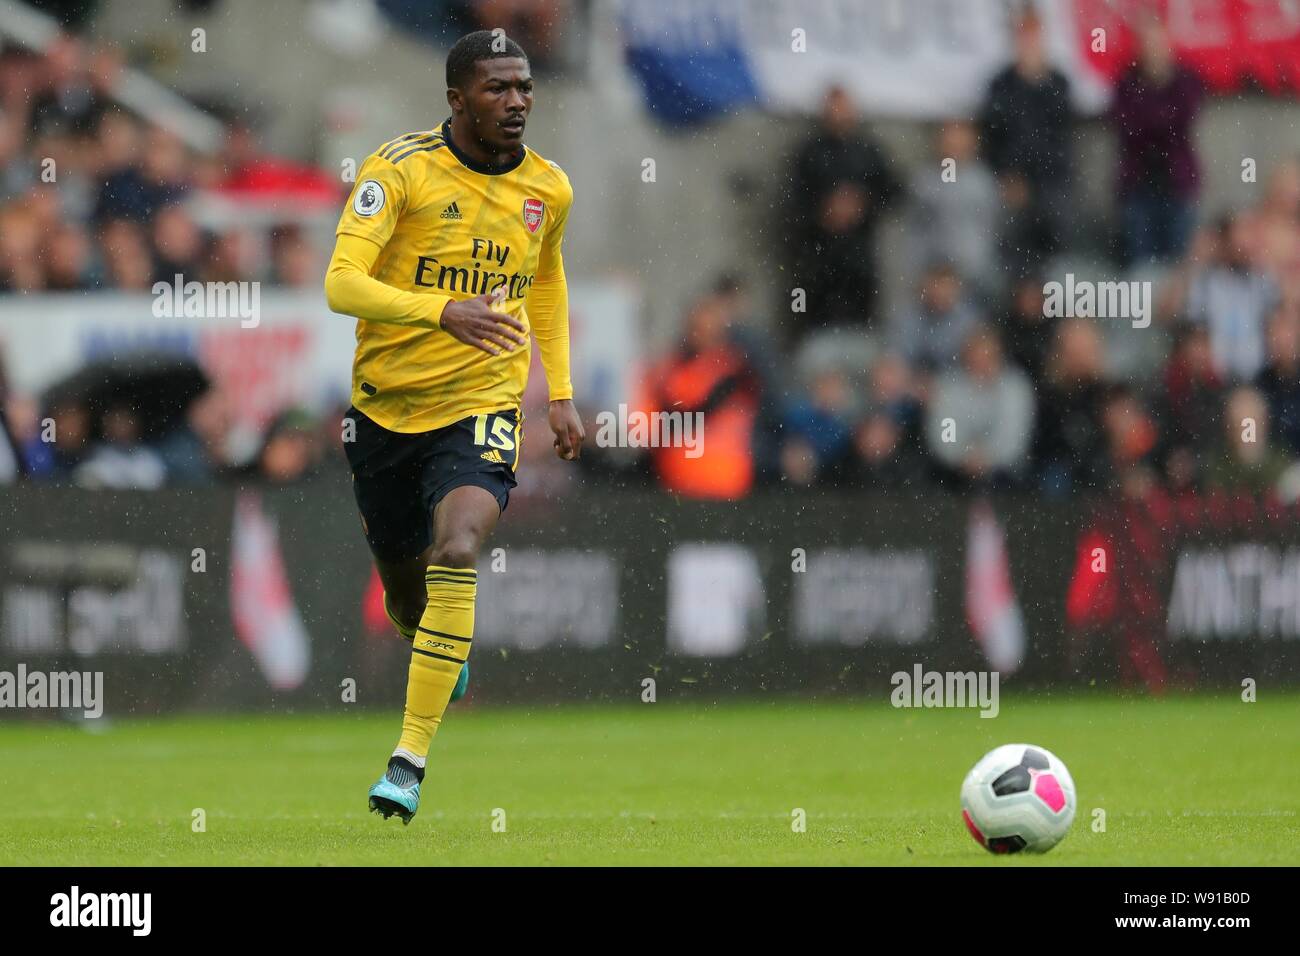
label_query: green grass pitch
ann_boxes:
[1,694,1296,866]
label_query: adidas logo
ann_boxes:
[480,449,505,464]
[440,201,463,220]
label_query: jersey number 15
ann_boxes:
[472,413,517,452]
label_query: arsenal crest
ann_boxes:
[523,197,545,234]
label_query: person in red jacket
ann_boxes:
[643,294,762,499]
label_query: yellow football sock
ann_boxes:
[394,565,476,763]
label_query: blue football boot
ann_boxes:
[368,759,422,825]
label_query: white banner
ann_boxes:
[0,282,640,433]
[619,0,1108,121]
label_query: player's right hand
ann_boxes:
[438,291,528,356]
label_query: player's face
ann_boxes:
[464,58,533,152]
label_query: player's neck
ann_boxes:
[445,116,522,172]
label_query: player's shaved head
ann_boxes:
[446,30,528,91]
[445,30,533,161]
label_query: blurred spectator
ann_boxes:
[1159,323,1225,490]
[0,205,45,290]
[0,52,37,201]
[1248,159,1300,298]
[94,108,137,172]
[462,0,569,68]
[1254,309,1300,455]
[269,224,318,287]
[1033,318,1109,494]
[28,35,104,139]
[643,295,763,499]
[831,410,929,489]
[139,125,191,207]
[201,229,255,284]
[1202,387,1295,495]
[866,352,923,438]
[21,388,91,479]
[925,324,1035,486]
[906,120,1000,296]
[1099,384,1161,490]
[1182,214,1279,381]
[375,0,570,68]
[1112,16,1204,265]
[891,261,982,372]
[35,121,96,222]
[779,435,818,487]
[44,220,95,290]
[980,9,1075,274]
[250,408,323,484]
[707,272,785,483]
[782,85,901,338]
[24,183,63,239]
[997,274,1055,384]
[94,113,161,223]
[829,354,927,489]
[0,111,33,203]
[780,366,854,482]
[74,401,167,489]
[152,388,234,484]
[98,218,154,289]
[151,204,205,283]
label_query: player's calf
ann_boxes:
[383,591,420,641]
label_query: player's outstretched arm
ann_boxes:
[325,234,526,354]
[324,233,450,329]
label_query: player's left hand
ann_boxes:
[549,399,584,461]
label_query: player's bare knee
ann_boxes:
[429,538,479,570]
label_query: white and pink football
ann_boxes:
[960,744,1077,854]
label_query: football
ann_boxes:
[960,744,1077,854]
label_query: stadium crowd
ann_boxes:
[641,14,1300,502]
[3,13,1300,501]
[0,35,333,295]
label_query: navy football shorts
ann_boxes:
[342,405,519,561]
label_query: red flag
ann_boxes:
[230,490,311,689]
[965,500,1025,673]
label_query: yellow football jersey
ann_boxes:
[334,119,573,433]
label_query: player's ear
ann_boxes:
[446,87,462,115]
